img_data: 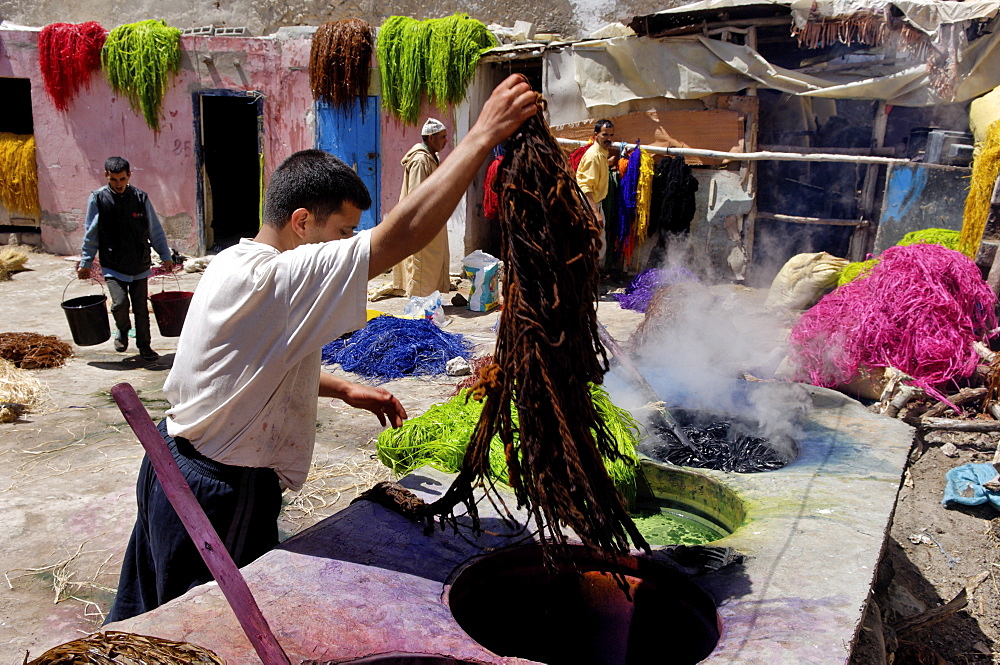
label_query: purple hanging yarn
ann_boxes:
[616,266,699,312]
[322,315,473,383]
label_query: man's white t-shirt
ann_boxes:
[164,232,371,490]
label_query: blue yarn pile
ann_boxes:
[615,266,699,312]
[321,315,473,382]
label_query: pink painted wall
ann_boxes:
[0,28,316,256]
[379,100,457,220]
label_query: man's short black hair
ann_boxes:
[104,156,130,174]
[262,150,372,229]
[594,119,614,133]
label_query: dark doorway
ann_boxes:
[196,92,262,253]
[0,77,33,134]
[0,77,38,229]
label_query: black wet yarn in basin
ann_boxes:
[648,409,797,472]
[446,543,720,665]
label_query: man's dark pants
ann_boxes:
[106,277,151,350]
[105,420,282,624]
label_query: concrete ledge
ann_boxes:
[107,382,914,665]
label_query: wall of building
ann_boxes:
[0,0,674,43]
[0,28,337,256]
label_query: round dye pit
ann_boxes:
[647,409,798,472]
[631,499,729,546]
[446,544,720,665]
[633,460,747,546]
[330,656,483,664]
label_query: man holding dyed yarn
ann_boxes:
[105,75,537,623]
[77,156,173,361]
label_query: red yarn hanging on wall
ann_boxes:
[38,22,107,112]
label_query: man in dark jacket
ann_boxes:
[77,156,174,361]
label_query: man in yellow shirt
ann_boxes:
[575,119,615,263]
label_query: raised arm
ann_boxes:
[367,75,537,278]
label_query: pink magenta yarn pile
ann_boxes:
[788,243,997,397]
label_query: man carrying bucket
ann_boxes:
[104,75,537,623]
[77,156,173,361]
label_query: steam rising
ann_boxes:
[602,238,812,461]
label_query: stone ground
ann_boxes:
[0,248,997,664]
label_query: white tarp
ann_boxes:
[566,27,1000,108]
[639,0,1000,37]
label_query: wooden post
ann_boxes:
[741,25,759,272]
[852,101,889,262]
[110,383,291,665]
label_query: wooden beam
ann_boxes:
[644,15,791,39]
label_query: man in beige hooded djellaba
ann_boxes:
[389,117,452,297]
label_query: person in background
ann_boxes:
[77,156,173,361]
[575,119,615,266]
[103,75,537,623]
[389,117,452,297]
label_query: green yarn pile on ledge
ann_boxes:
[376,385,644,506]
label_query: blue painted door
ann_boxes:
[315,96,380,231]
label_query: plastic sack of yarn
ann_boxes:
[404,290,448,326]
[764,251,848,312]
[462,250,501,312]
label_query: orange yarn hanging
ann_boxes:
[38,22,107,112]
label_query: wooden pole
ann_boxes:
[110,383,291,665]
[851,100,888,262]
[554,137,962,168]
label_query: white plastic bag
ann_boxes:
[404,290,449,327]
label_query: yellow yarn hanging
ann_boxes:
[633,148,655,247]
[959,119,1000,258]
[0,133,40,218]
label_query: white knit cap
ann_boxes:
[421,118,446,136]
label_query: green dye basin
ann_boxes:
[632,459,747,546]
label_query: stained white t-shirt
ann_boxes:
[164,232,371,490]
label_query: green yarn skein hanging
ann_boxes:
[102,19,181,131]
[376,385,644,507]
[377,14,497,125]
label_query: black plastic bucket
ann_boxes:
[150,290,193,337]
[61,280,111,346]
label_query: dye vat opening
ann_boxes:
[646,408,798,473]
[632,461,747,546]
[446,543,720,665]
[320,655,482,664]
